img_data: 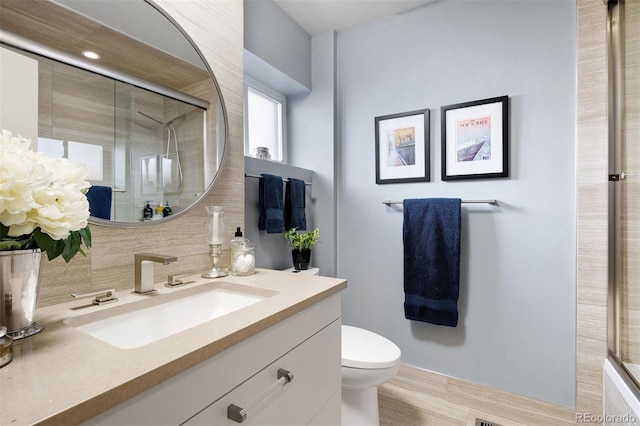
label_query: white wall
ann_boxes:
[0,47,38,142]
[336,0,577,407]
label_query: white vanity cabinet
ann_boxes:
[84,293,341,426]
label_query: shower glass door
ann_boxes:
[113,82,206,222]
[616,0,640,387]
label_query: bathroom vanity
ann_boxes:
[0,269,346,425]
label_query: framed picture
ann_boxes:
[441,96,508,181]
[375,109,430,184]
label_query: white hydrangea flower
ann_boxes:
[0,129,90,241]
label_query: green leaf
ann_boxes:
[0,223,8,239]
[33,228,54,252]
[80,226,92,248]
[47,240,65,261]
[33,228,61,260]
[284,227,319,250]
[62,232,81,263]
[4,226,91,262]
[0,240,26,250]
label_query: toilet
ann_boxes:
[341,325,401,426]
[283,267,401,425]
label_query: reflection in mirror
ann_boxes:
[0,0,226,225]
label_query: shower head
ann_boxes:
[166,114,186,127]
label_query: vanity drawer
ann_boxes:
[183,319,341,425]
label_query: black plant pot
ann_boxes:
[291,249,311,270]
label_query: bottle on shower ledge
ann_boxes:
[143,201,153,220]
[163,201,173,217]
[154,203,164,219]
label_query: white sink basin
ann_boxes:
[65,282,276,349]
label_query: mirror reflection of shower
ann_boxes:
[137,110,185,192]
[5,29,214,224]
[114,82,208,222]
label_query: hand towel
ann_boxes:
[86,185,112,220]
[403,198,461,327]
[258,174,285,233]
[285,178,306,231]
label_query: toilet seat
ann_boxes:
[341,325,401,369]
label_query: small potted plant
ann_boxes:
[285,228,319,270]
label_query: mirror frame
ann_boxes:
[0,0,229,227]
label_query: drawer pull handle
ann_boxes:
[227,368,294,423]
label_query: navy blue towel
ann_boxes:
[86,185,112,220]
[285,178,306,231]
[258,174,285,233]
[403,198,461,327]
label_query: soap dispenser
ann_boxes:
[231,227,255,276]
[231,227,247,246]
[163,201,173,217]
[143,201,153,220]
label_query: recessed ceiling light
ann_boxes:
[81,50,101,60]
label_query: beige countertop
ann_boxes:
[0,269,347,426]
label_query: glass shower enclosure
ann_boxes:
[608,0,640,390]
[21,49,208,223]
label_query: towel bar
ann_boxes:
[244,173,312,186]
[382,199,498,206]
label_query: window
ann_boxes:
[37,137,103,181]
[244,76,286,162]
[67,141,103,181]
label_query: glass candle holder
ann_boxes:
[202,206,228,278]
[206,205,225,245]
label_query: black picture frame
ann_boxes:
[375,109,430,184]
[441,96,508,181]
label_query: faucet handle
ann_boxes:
[166,274,185,287]
[72,288,118,305]
[165,274,198,288]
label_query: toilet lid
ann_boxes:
[341,325,401,369]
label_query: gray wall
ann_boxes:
[244,0,577,409]
[288,32,337,277]
[243,2,337,277]
[336,0,577,407]
[244,0,311,90]
[244,157,314,271]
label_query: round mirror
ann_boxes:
[0,0,227,226]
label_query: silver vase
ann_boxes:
[0,249,44,339]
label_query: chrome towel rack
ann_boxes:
[382,199,498,206]
[244,173,312,186]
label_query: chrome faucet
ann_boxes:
[134,253,178,295]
